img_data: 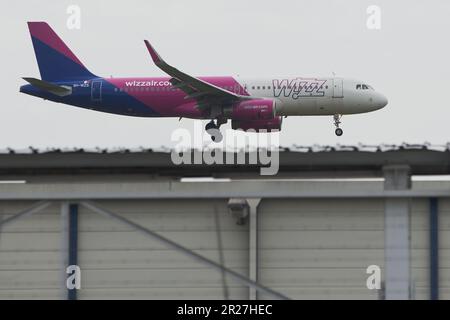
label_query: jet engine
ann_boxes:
[226,99,276,121]
[231,116,283,132]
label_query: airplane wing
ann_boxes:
[23,77,72,97]
[144,40,251,108]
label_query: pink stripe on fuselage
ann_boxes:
[105,76,249,117]
[28,22,84,67]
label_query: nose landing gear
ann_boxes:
[333,114,343,136]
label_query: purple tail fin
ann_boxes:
[27,22,97,81]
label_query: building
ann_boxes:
[0,144,449,299]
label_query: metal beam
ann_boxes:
[0,201,51,228]
[383,165,411,300]
[60,202,69,300]
[67,203,79,300]
[247,198,261,300]
[80,201,289,300]
[0,180,449,200]
[430,198,439,300]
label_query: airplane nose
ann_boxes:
[373,93,388,110]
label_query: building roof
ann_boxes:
[0,143,448,178]
[1,142,449,154]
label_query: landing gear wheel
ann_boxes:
[333,114,343,137]
[210,130,223,142]
[205,121,216,131]
[206,119,224,143]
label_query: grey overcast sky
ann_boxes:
[1,0,449,149]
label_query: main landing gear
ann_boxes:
[205,119,226,142]
[333,114,343,136]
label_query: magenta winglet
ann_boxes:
[27,21,84,67]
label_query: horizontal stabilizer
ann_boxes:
[22,77,72,97]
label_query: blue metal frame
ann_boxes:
[68,203,79,300]
[430,197,439,300]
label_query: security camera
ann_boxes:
[227,198,249,225]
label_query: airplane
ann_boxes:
[20,22,388,142]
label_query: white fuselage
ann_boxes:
[238,77,388,116]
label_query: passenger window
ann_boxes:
[268,86,271,90]
[257,86,260,90]
[356,84,361,90]
[362,84,368,89]
[262,86,265,90]
[252,86,255,90]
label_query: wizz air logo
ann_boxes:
[272,78,327,99]
[125,80,171,87]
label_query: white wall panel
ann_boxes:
[0,201,63,299]
[77,199,248,299]
[258,199,385,300]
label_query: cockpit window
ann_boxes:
[356,84,374,90]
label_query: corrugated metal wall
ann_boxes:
[439,199,450,299]
[0,201,62,299]
[410,198,450,300]
[0,196,448,299]
[77,200,248,299]
[258,199,384,299]
[411,198,429,299]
